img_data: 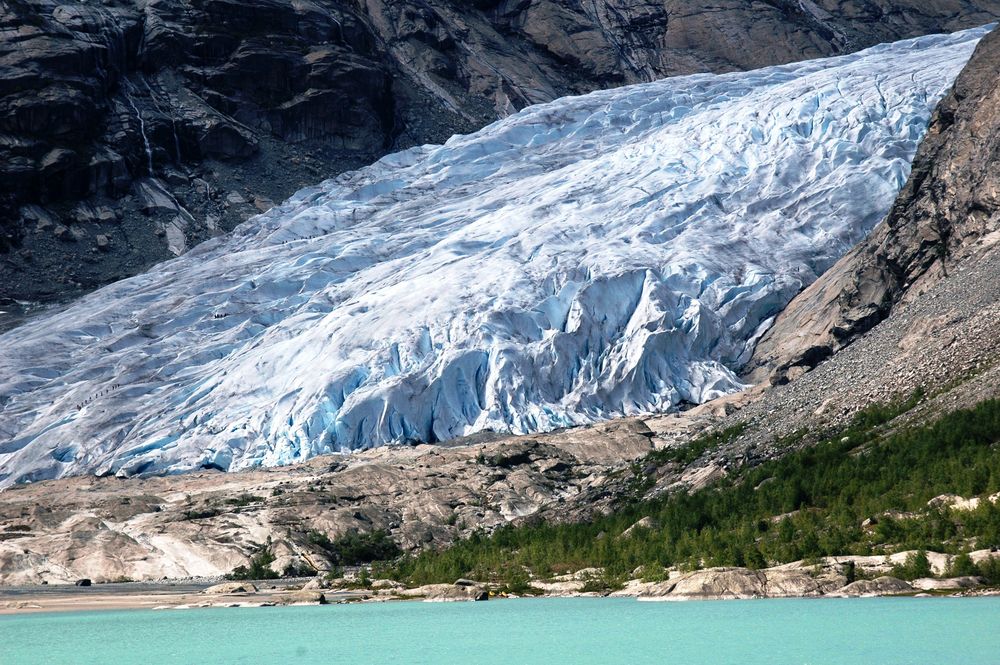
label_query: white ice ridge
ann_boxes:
[0,26,990,485]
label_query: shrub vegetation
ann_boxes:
[226,546,280,580]
[308,530,402,566]
[379,395,1000,587]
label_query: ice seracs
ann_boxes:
[0,26,991,486]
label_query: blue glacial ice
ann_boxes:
[0,26,990,485]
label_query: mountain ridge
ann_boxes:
[3,0,1000,311]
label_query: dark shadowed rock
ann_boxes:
[2,0,998,305]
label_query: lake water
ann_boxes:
[2,597,999,664]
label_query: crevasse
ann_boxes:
[0,26,990,486]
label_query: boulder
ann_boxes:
[20,205,57,232]
[530,579,586,595]
[285,590,327,605]
[663,568,767,600]
[252,196,274,213]
[912,576,983,591]
[225,191,247,206]
[762,569,828,598]
[832,576,914,597]
[620,516,659,539]
[970,549,1000,566]
[401,582,489,602]
[203,581,257,595]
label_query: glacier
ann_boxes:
[0,26,990,486]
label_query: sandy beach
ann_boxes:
[0,580,370,615]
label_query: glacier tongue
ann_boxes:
[0,26,990,485]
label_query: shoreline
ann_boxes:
[0,580,370,615]
[3,575,998,616]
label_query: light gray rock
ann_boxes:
[912,576,983,591]
[284,590,327,605]
[203,582,257,595]
[225,191,247,206]
[620,517,659,539]
[832,576,914,597]
[634,566,848,600]
[402,582,488,602]
[652,568,767,600]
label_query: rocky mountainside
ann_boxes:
[3,0,1000,314]
[0,418,659,584]
[744,24,1000,385]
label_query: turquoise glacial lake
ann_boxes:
[2,597,999,664]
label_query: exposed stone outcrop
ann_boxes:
[400,582,488,602]
[830,576,914,597]
[912,576,983,591]
[634,566,846,601]
[927,492,1000,511]
[0,417,659,585]
[3,0,999,311]
[746,26,1000,384]
[282,590,327,605]
[646,568,768,600]
[620,516,659,539]
[621,558,1000,601]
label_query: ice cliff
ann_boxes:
[0,26,990,485]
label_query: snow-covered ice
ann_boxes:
[0,26,990,485]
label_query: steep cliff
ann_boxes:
[745,25,1000,384]
[2,0,999,313]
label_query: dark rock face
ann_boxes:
[0,0,423,309]
[2,0,998,309]
[745,25,1000,384]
